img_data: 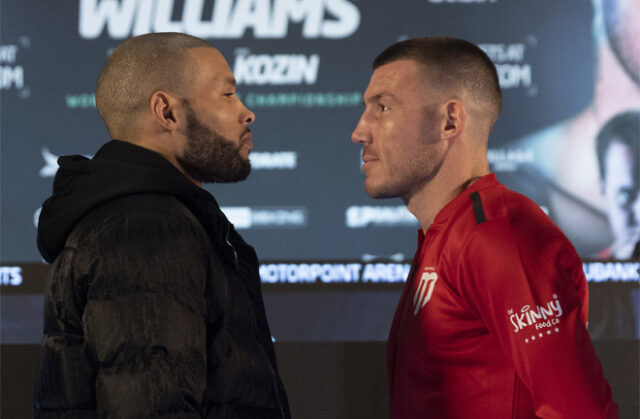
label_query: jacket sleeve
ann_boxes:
[457,219,618,418]
[78,202,210,418]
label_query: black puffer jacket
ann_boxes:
[34,140,290,418]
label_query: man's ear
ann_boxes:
[149,91,181,132]
[442,100,466,140]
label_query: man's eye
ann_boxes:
[224,92,235,97]
[379,104,389,112]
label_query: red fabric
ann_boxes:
[387,174,618,419]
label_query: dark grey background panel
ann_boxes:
[1,0,599,262]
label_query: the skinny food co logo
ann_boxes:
[509,294,563,334]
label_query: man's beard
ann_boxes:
[364,147,447,201]
[176,105,251,183]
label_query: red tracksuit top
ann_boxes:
[387,174,618,418]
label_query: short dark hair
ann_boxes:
[596,110,640,179]
[96,32,212,139]
[373,37,502,128]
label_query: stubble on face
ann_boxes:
[364,106,448,202]
[176,103,251,183]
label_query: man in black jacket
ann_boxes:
[34,33,290,418]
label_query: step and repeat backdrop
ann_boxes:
[1,0,639,343]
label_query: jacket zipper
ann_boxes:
[225,222,283,417]
[225,223,239,270]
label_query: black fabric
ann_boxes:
[34,140,290,418]
[469,191,487,225]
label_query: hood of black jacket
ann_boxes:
[37,140,232,263]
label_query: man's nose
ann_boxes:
[351,116,369,144]
[241,103,255,125]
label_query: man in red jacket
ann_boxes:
[351,36,618,418]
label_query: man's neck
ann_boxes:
[128,135,203,187]
[406,167,487,233]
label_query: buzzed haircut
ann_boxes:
[96,32,212,139]
[596,111,639,180]
[373,37,502,129]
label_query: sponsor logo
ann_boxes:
[413,268,438,315]
[523,327,560,344]
[583,262,640,282]
[250,151,298,169]
[243,91,361,108]
[79,0,360,40]
[260,263,362,283]
[65,93,96,109]
[487,147,534,172]
[221,206,307,229]
[0,266,23,286]
[0,37,30,98]
[40,147,60,177]
[509,294,563,334]
[346,205,419,228]
[234,49,319,85]
[259,262,410,284]
[362,263,411,283]
[479,40,536,94]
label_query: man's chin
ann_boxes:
[204,172,250,184]
[364,182,394,200]
[178,159,251,184]
[217,165,251,183]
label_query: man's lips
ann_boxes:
[362,155,379,167]
[240,131,253,151]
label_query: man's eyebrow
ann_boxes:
[364,91,398,105]
[224,77,236,88]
